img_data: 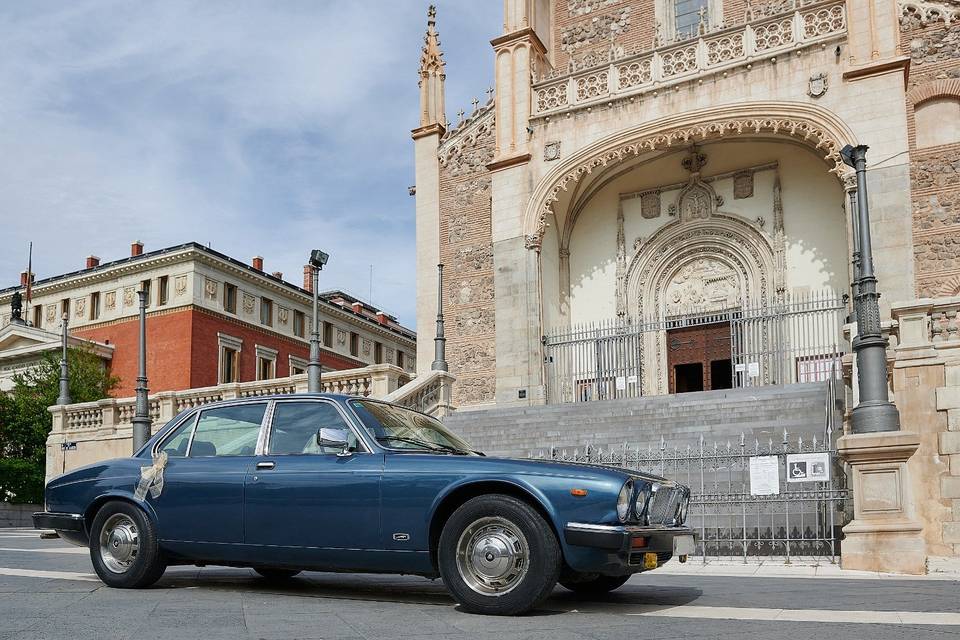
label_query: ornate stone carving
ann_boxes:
[450,342,496,373]
[454,308,495,337]
[899,0,960,30]
[204,278,218,300]
[640,190,661,218]
[362,339,372,356]
[734,171,755,199]
[454,177,490,206]
[336,328,347,345]
[174,275,187,297]
[439,120,495,176]
[665,258,742,313]
[242,294,255,314]
[808,72,829,97]
[123,287,135,308]
[567,0,622,17]
[560,8,631,54]
[45,304,57,323]
[385,347,395,364]
[616,206,627,317]
[454,244,494,270]
[278,307,289,325]
[544,141,562,162]
[915,193,960,230]
[456,275,495,305]
[677,183,714,220]
[74,298,85,318]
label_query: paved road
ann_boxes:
[1,528,958,640]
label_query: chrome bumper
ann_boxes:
[32,512,84,532]
[564,522,694,552]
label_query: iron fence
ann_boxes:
[528,379,849,562]
[543,291,847,404]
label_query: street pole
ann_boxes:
[846,182,861,324]
[132,289,152,452]
[56,313,71,406]
[431,263,447,372]
[308,265,322,393]
[841,144,900,434]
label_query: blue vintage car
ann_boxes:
[34,394,694,615]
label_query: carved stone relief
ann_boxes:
[204,278,218,300]
[640,190,661,218]
[46,304,57,323]
[336,328,347,345]
[454,244,494,271]
[456,275,495,305]
[454,308,495,337]
[278,307,289,325]
[733,171,755,199]
[560,8,631,53]
[74,298,86,319]
[678,183,714,220]
[104,292,116,310]
[665,258,742,314]
[123,287,135,308]
[174,275,188,297]
[242,294,255,314]
[385,347,395,364]
[362,339,372,357]
[454,178,490,206]
[544,141,562,161]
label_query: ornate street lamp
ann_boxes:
[841,144,900,434]
[132,289,151,452]
[56,313,71,406]
[307,249,329,393]
[431,263,447,372]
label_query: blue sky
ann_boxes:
[0,1,502,329]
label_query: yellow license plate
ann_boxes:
[643,552,658,570]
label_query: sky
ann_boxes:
[0,1,502,329]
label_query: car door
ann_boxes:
[243,399,383,566]
[149,401,267,557]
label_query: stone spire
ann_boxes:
[418,5,446,129]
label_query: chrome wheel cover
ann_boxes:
[455,516,529,596]
[99,513,140,574]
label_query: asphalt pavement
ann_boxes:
[1,527,958,640]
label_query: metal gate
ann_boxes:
[544,291,847,404]
[529,378,850,562]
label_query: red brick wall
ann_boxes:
[73,306,366,397]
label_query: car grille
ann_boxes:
[647,485,682,525]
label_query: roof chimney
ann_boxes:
[86,255,101,269]
[303,265,314,293]
[271,271,283,280]
[20,271,29,287]
[351,301,363,314]
[252,256,263,271]
[131,241,144,257]
[376,311,389,326]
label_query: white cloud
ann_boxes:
[0,0,499,327]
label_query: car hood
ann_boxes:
[483,455,672,485]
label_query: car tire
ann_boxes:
[254,568,302,580]
[438,494,561,615]
[559,573,631,594]
[89,501,166,588]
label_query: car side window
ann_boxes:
[160,414,197,458]
[188,403,266,457]
[269,402,360,455]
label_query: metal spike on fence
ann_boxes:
[812,434,818,450]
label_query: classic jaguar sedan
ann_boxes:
[35,394,694,615]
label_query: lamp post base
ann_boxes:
[850,400,902,434]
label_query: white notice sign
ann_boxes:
[615,376,626,391]
[735,363,746,373]
[749,456,780,496]
[627,375,638,385]
[748,362,760,377]
[786,452,831,483]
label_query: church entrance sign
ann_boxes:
[543,291,846,404]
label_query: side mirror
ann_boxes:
[317,427,350,456]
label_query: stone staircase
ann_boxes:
[443,382,839,457]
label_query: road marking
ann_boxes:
[0,567,98,582]
[628,605,960,626]
[0,546,87,555]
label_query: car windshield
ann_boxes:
[349,400,478,454]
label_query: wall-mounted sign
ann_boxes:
[749,456,780,496]
[786,453,831,483]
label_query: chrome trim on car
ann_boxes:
[565,522,691,534]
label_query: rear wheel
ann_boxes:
[254,568,302,580]
[559,573,631,594]
[89,501,166,588]
[438,494,561,615]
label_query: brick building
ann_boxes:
[0,242,415,395]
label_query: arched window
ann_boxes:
[915,98,960,149]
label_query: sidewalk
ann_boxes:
[657,556,960,580]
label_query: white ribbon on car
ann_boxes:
[134,451,168,501]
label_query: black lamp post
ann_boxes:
[307,249,329,393]
[132,289,151,452]
[841,144,900,434]
[56,312,71,406]
[431,263,447,372]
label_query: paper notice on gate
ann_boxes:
[615,376,626,390]
[749,455,780,496]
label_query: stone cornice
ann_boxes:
[486,153,532,173]
[842,56,910,84]
[412,122,446,140]
[490,27,547,55]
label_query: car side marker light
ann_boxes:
[570,488,588,497]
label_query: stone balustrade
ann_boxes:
[383,369,456,418]
[533,0,846,117]
[46,364,413,479]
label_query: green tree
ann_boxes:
[0,348,119,504]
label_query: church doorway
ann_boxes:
[667,322,732,394]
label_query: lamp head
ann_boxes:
[309,249,329,269]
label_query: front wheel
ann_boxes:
[438,494,561,615]
[560,573,631,594]
[89,501,166,588]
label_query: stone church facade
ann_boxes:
[413,0,960,411]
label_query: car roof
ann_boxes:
[188,393,362,410]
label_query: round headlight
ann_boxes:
[634,484,652,520]
[617,480,633,522]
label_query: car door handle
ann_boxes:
[255,461,275,470]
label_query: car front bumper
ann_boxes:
[33,512,88,546]
[563,522,695,574]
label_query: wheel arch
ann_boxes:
[84,492,158,535]
[426,479,562,571]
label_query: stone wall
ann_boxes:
[901,11,960,298]
[0,503,39,528]
[438,111,498,407]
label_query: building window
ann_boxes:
[350,332,359,357]
[32,305,42,328]
[158,276,169,306]
[397,351,405,369]
[293,310,306,338]
[224,283,237,314]
[62,298,70,318]
[141,279,152,308]
[374,342,383,364]
[90,292,100,320]
[261,297,273,327]
[255,345,278,380]
[675,0,709,38]
[218,333,243,383]
[289,355,308,376]
[323,321,333,347]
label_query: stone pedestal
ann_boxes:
[838,431,926,574]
